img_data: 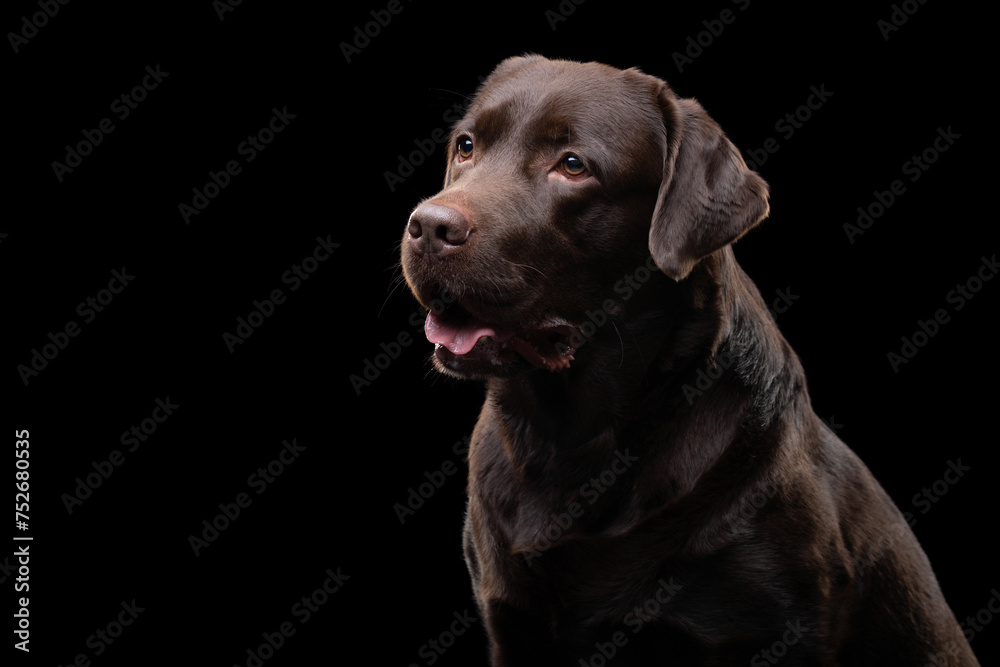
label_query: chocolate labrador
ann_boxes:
[400,55,978,666]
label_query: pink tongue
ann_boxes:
[425,311,508,355]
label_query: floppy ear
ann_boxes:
[649,90,770,281]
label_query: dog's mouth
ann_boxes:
[424,298,579,373]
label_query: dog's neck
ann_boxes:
[486,248,789,441]
[477,248,808,550]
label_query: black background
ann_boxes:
[6,0,995,664]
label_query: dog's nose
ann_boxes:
[407,203,471,256]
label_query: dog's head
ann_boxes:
[401,55,769,379]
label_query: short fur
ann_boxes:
[400,55,978,666]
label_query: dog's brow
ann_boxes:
[525,110,577,149]
[467,99,519,147]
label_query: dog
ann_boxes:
[400,55,978,666]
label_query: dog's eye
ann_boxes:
[561,155,587,177]
[457,137,474,161]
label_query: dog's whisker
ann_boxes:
[378,270,413,319]
[502,258,547,280]
[484,277,506,308]
[427,87,475,104]
[611,320,626,369]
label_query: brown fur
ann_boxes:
[401,55,978,666]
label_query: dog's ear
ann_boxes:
[649,89,770,281]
